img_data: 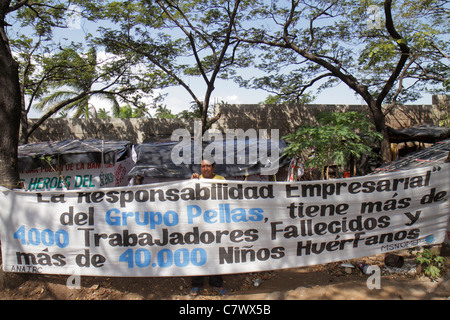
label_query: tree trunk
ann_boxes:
[19,80,29,145]
[0,21,21,189]
[368,99,391,163]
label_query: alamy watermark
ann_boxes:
[170,121,281,175]
[66,268,81,290]
[365,265,381,290]
[367,5,382,30]
[67,4,81,29]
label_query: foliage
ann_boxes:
[415,248,446,279]
[154,105,177,119]
[117,105,149,118]
[96,0,255,131]
[233,0,449,163]
[283,111,383,178]
[236,0,449,106]
[7,0,164,143]
[261,92,314,105]
[32,47,116,118]
[4,0,450,144]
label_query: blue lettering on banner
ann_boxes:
[187,204,264,224]
[13,225,69,248]
[105,205,264,229]
[119,248,207,268]
[105,208,179,229]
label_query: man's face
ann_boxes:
[200,160,214,178]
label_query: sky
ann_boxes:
[24,3,437,119]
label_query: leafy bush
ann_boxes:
[415,248,446,279]
[283,111,383,179]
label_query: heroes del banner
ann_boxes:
[0,164,449,277]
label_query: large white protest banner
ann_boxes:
[0,164,449,277]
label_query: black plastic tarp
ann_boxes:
[388,124,450,143]
[18,139,132,172]
[128,139,289,179]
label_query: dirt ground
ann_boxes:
[1,246,449,300]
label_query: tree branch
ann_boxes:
[27,91,89,137]
[6,0,29,14]
[376,0,411,106]
[384,57,416,116]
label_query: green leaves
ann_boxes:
[415,248,446,279]
[236,0,448,109]
[283,111,383,178]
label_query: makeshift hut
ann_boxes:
[371,139,450,174]
[127,139,290,184]
[387,124,450,145]
[370,138,450,246]
[18,139,134,191]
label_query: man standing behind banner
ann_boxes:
[190,159,227,296]
[190,159,226,181]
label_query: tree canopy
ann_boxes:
[2,0,449,152]
[235,0,448,103]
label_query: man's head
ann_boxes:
[200,159,215,179]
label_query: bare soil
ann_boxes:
[1,246,449,300]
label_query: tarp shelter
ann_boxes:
[128,139,290,184]
[370,138,450,174]
[18,139,134,191]
[388,124,450,144]
[370,138,450,246]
